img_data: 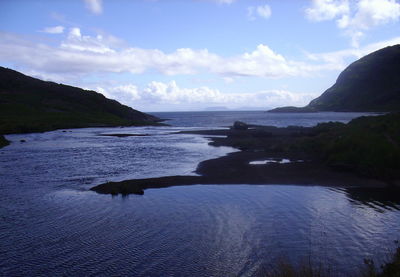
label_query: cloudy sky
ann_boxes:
[1,0,400,111]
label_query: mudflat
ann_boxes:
[91,123,388,195]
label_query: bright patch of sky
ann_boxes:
[0,0,399,111]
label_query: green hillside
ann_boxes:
[269,45,400,113]
[0,67,161,134]
[303,112,400,182]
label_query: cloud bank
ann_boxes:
[1,26,399,111]
[306,0,400,47]
[0,28,350,80]
[96,81,317,111]
[2,27,398,83]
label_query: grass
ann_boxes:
[258,245,400,277]
[0,66,161,135]
[296,112,400,183]
[361,246,400,277]
[0,107,159,134]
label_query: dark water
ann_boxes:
[152,111,375,127]
[1,111,399,276]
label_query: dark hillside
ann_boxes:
[0,67,161,134]
[269,45,400,112]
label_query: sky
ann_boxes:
[0,0,400,112]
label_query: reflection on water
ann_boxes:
[343,187,400,212]
[0,112,398,276]
[1,183,399,276]
[249,158,302,165]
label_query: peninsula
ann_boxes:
[0,67,161,136]
[269,45,400,113]
[91,112,400,195]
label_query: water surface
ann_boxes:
[1,111,398,276]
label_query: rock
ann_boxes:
[0,135,10,148]
[232,121,249,130]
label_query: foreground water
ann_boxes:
[1,112,399,276]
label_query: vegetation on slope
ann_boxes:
[270,45,400,113]
[200,113,400,184]
[0,66,161,134]
[300,112,400,183]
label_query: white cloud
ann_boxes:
[305,0,400,47]
[305,36,400,68]
[344,0,400,47]
[306,0,349,21]
[257,5,272,19]
[214,44,302,77]
[350,0,400,29]
[1,29,399,82]
[247,4,272,20]
[84,0,102,15]
[0,30,322,79]
[96,81,316,111]
[69,27,82,38]
[40,26,65,34]
[99,84,141,104]
[61,28,115,54]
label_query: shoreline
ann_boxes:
[91,124,390,195]
[0,134,9,149]
[91,151,388,195]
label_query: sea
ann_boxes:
[1,111,399,276]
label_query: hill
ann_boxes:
[269,45,400,113]
[0,67,161,134]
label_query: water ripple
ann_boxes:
[1,113,399,276]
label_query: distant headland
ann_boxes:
[0,66,162,136]
[269,45,400,113]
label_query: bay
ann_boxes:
[1,111,398,277]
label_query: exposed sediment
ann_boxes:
[91,119,394,195]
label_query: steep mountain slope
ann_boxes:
[0,67,161,134]
[269,45,400,113]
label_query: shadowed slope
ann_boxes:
[270,45,400,113]
[0,67,162,134]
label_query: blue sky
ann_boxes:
[1,0,400,111]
